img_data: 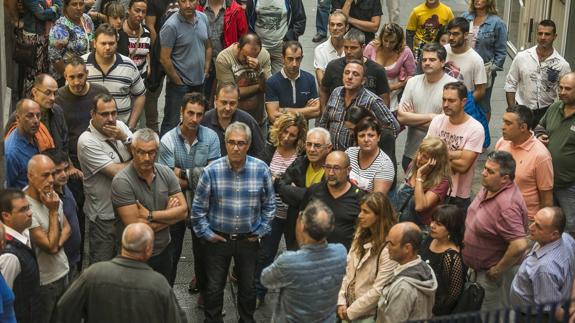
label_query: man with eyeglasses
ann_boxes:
[300,150,364,250]
[192,121,276,323]
[274,127,332,250]
[112,128,188,281]
[201,82,267,160]
[77,93,134,265]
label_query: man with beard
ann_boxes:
[300,151,365,250]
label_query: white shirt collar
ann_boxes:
[4,225,31,247]
[280,68,300,81]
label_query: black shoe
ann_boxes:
[312,33,327,43]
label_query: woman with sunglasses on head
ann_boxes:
[337,192,398,322]
[420,204,466,316]
[254,112,307,307]
[363,23,416,111]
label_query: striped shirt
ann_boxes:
[82,52,146,123]
[318,86,399,151]
[269,150,297,219]
[510,233,575,311]
[118,25,152,79]
[191,156,276,240]
[345,146,394,192]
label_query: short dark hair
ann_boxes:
[282,40,303,57]
[539,19,557,34]
[94,23,119,41]
[354,117,381,140]
[432,205,465,247]
[400,225,422,251]
[422,42,447,62]
[42,148,69,166]
[103,1,125,18]
[344,58,365,76]
[181,92,207,111]
[64,55,86,68]
[92,93,116,113]
[444,82,468,100]
[548,207,566,234]
[487,150,516,180]
[344,105,375,125]
[215,82,240,98]
[0,188,26,215]
[447,17,470,34]
[505,105,534,130]
[238,33,262,50]
[33,74,53,88]
[301,200,335,241]
[128,0,146,8]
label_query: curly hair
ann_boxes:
[268,112,308,153]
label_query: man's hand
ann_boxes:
[337,305,349,320]
[40,190,60,213]
[136,200,149,220]
[246,56,260,70]
[208,234,227,243]
[102,124,128,142]
[166,197,180,209]
[247,236,259,242]
[486,265,501,282]
[307,98,320,114]
[68,165,84,180]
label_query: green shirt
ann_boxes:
[540,101,575,187]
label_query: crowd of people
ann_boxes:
[1,0,575,322]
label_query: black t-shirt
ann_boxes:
[147,0,180,32]
[322,57,390,97]
[331,0,383,43]
[300,182,365,250]
[55,83,110,167]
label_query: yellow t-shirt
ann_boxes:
[305,164,325,188]
[406,2,454,47]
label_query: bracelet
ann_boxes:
[416,177,424,182]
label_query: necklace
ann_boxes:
[125,20,140,36]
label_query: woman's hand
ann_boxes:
[416,158,436,180]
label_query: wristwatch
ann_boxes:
[147,210,154,222]
[123,135,133,145]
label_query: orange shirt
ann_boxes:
[495,135,553,219]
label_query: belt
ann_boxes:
[213,230,256,241]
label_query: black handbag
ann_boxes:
[13,26,37,68]
[452,270,485,313]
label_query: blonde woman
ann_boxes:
[393,137,451,227]
[337,192,398,322]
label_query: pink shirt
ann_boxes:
[463,183,528,270]
[426,114,484,198]
[495,136,554,219]
[363,43,416,82]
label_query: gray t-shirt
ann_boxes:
[111,163,181,256]
[28,195,70,285]
[160,11,210,86]
[400,73,458,158]
[77,121,133,221]
[254,0,288,49]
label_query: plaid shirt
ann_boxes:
[318,86,399,151]
[158,124,221,170]
[191,156,276,240]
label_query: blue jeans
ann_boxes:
[316,0,331,36]
[255,217,287,299]
[162,82,204,136]
[554,183,575,232]
[477,71,497,118]
[204,239,259,323]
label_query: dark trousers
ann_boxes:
[204,239,259,323]
[167,220,187,286]
[161,82,204,136]
[255,217,286,299]
[147,243,174,283]
[67,177,85,271]
[191,227,207,294]
[532,106,549,129]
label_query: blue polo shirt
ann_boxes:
[265,69,318,109]
[158,124,221,170]
[4,129,39,189]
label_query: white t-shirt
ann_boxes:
[345,146,394,192]
[426,114,484,199]
[255,0,288,49]
[27,195,70,285]
[444,44,486,91]
[400,73,458,158]
[314,38,345,71]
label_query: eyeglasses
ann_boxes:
[305,142,326,149]
[323,164,346,172]
[226,140,248,148]
[95,110,118,118]
[34,87,58,97]
[134,149,157,157]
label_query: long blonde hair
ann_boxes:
[374,23,405,53]
[351,192,397,258]
[268,112,308,153]
[469,0,498,15]
[412,137,452,189]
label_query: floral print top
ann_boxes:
[49,14,94,79]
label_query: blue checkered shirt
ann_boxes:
[191,156,276,240]
[318,86,400,151]
[158,124,221,170]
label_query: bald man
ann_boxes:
[56,223,186,322]
[376,222,437,323]
[25,155,71,323]
[300,151,365,250]
[535,72,575,235]
[5,99,42,188]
